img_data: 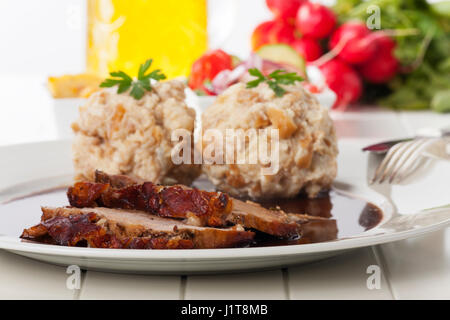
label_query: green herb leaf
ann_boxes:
[130,84,145,100]
[99,78,126,88]
[110,71,132,82]
[269,70,303,84]
[100,59,167,100]
[144,69,166,81]
[117,82,131,94]
[248,68,265,79]
[268,81,286,97]
[138,59,152,80]
[246,68,303,96]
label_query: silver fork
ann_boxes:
[370,138,436,184]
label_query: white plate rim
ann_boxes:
[0,140,449,267]
[1,218,450,261]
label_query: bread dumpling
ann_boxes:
[200,82,338,199]
[72,80,200,185]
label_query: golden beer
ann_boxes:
[87,0,208,79]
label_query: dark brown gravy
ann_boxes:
[250,191,383,247]
[192,177,384,247]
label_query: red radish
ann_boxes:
[266,0,305,21]
[188,49,233,95]
[251,20,278,50]
[360,35,398,83]
[360,50,398,83]
[319,58,362,109]
[329,22,377,64]
[373,32,396,52]
[251,20,296,50]
[268,21,297,45]
[295,2,336,39]
[291,37,322,62]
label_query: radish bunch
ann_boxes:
[251,0,400,110]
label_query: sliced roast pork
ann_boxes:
[65,171,336,238]
[21,206,255,249]
[67,181,232,228]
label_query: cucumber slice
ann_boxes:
[256,44,306,74]
[231,55,242,68]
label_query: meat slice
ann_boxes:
[95,170,144,188]
[230,200,336,238]
[21,206,254,249]
[229,199,300,237]
[67,181,302,236]
[67,171,336,238]
[287,213,338,243]
[68,181,232,227]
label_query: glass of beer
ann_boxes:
[86,0,209,79]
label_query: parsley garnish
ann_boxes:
[100,59,167,99]
[246,68,303,97]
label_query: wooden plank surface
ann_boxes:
[80,271,182,300]
[378,229,450,299]
[288,248,393,300]
[0,250,76,300]
[185,270,286,300]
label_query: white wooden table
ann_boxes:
[0,79,449,299]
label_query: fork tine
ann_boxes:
[391,139,435,183]
[394,154,425,183]
[370,142,404,184]
[388,139,429,183]
[377,141,414,183]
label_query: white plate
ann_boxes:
[0,140,449,274]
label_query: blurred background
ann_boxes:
[0,0,271,146]
[0,0,448,146]
[0,0,274,76]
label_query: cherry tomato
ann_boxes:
[188,49,232,95]
[296,2,336,39]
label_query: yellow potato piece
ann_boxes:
[47,73,103,98]
[266,107,298,139]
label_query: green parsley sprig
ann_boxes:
[100,59,167,100]
[246,68,303,97]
